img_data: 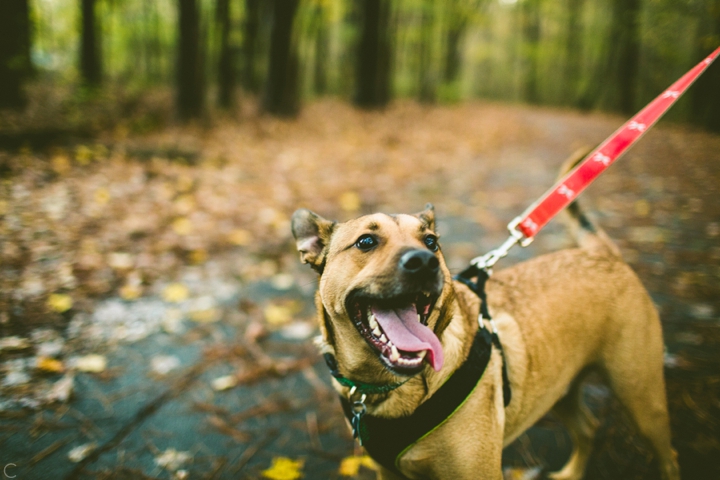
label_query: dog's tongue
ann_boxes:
[371,305,444,371]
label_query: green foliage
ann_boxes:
[24,0,720,126]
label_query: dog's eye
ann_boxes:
[355,234,378,251]
[424,235,439,252]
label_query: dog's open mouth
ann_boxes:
[349,293,444,374]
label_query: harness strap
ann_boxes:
[339,327,496,478]
[456,264,512,407]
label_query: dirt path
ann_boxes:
[1,100,719,479]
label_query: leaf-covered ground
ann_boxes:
[1,99,719,479]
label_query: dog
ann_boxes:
[291,166,680,480]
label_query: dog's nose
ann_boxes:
[400,249,439,275]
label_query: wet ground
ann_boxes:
[1,101,719,479]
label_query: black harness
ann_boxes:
[327,265,512,477]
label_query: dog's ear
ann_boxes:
[414,203,435,231]
[291,209,336,273]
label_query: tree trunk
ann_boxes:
[217,0,235,108]
[354,0,393,109]
[263,0,300,116]
[0,0,32,109]
[80,0,102,86]
[177,0,205,119]
[521,0,541,104]
[243,0,261,93]
[605,0,641,114]
[444,23,465,85]
[691,2,720,133]
[564,0,584,106]
[418,0,436,103]
[313,5,328,95]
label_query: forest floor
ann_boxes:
[1,98,719,479]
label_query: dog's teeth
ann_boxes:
[417,351,426,359]
[379,334,387,344]
[369,315,378,329]
[417,314,422,323]
[372,326,381,337]
[390,345,400,362]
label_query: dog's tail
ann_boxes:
[557,147,621,256]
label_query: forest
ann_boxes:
[1,1,720,479]
[1,0,719,130]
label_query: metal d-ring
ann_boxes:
[349,387,368,445]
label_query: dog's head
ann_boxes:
[291,204,454,381]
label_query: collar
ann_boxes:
[339,326,498,477]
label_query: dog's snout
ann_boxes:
[400,249,439,275]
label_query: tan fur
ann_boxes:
[292,198,680,480]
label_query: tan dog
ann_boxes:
[291,193,680,479]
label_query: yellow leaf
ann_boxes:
[228,229,252,246]
[163,283,189,303]
[262,457,304,480]
[338,457,361,476]
[37,357,65,373]
[189,249,208,264]
[75,145,93,165]
[119,284,142,300]
[74,354,107,373]
[359,456,377,470]
[47,293,73,313]
[339,456,376,476]
[634,199,650,217]
[94,188,110,205]
[263,304,293,326]
[172,217,193,236]
[339,191,361,212]
[51,155,71,175]
[189,308,220,323]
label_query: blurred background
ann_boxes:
[0,0,719,479]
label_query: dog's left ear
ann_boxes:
[414,203,435,231]
[291,209,336,273]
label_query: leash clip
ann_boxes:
[349,386,368,446]
[471,216,532,271]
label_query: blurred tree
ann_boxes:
[521,0,541,104]
[177,0,205,119]
[263,0,301,116]
[418,0,437,103]
[313,3,329,95]
[243,0,262,94]
[80,0,102,86]
[691,1,720,133]
[604,0,641,113]
[355,0,393,108]
[564,0,585,106]
[216,0,235,108]
[0,0,32,109]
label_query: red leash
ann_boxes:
[473,46,720,271]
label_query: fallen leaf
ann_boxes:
[150,355,181,375]
[172,217,193,236]
[119,284,142,300]
[37,357,65,373]
[47,293,73,313]
[0,336,31,351]
[264,304,293,326]
[94,187,110,205]
[189,248,208,264]
[68,443,96,463]
[46,374,74,403]
[189,308,220,323]
[339,191,361,212]
[211,375,238,391]
[154,448,192,471]
[262,457,304,480]
[74,354,107,373]
[163,283,189,303]
[228,229,252,246]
